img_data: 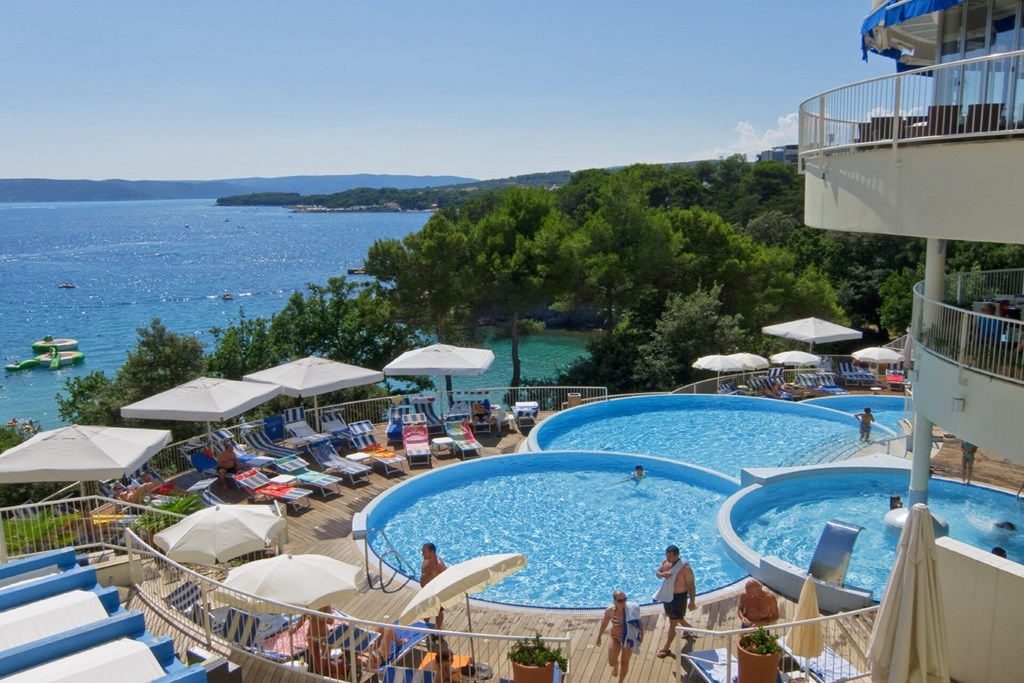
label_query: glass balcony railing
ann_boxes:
[799,50,1024,160]
[912,269,1024,385]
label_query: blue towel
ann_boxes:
[621,601,642,654]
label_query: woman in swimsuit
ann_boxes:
[596,590,634,682]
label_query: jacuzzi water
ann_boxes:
[532,395,869,477]
[731,472,1024,597]
[802,394,908,435]
[365,451,747,609]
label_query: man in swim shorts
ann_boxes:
[855,407,874,441]
[652,545,697,658]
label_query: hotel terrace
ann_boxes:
[3,2,1024,682]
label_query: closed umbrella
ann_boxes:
[222,554,361,609]
[762,317,862,352]
[243,355,384,412]
[788,576,825,672]
[851,347,904,364]
[0,425,171,483]
[399,553,527,664]
[868,503,950,683]
[769,350,822,367]
[153,504,286,565]
[727,353,769,371]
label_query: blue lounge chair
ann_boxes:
[306,438,372,487]
[717,382,742,395]
[381,666,435,683]
[796,373,849,395]
[234,469,313,511]
[838,362,877,386]
[405,397,445,435]
[211,429,276,470]
[283,406,305,424]
[222,607,291,662]
[262,414,286,441]
[245,430,298,459]
[513,401,539,430]
[346,420,380,451]
[387,404,412,443]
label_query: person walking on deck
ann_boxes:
[597,590,643,682]
[653,544,696,659]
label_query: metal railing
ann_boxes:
[799,49,1024,160]
[913,275,1024,386]
[674,605,877,682]
[123,528,571,683]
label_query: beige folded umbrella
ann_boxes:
[788,576,824,663]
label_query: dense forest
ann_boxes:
[55,155,1024,442]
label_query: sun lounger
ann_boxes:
[402,422,432,468]
[779,637,862,683]
[512,401,539,430]
[718,382,742,395]
[796,373,849,395]
[245,431,299,459]
[838,362,877,386]
[272,454,343,498]
[320,411,354,444]
[306,438,372,487]
[382,666,435,683]
[359,444,407,477]
[682,648,738,683]
[285,419,331,444]
[387,405,412,443]
[405,397,445,434]
[444,420,482,459]
[347,420,380,450]
[223,607,292,662]
[233,469,313,511]
[211,429,277,469]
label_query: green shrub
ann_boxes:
[508,633,569,672]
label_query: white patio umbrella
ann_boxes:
[383,343,495,405]
[868,503,950,683]
[788,576,824,670]
[692,354,748,373]
[726,352,769,371]
[243,355,384,412]
[398,553,527,664]
[120,377,282,445]
[762,317,862,352]
[0,425,171,483]
[851,347,904,364]
[221,554,361,609]
[769,350,822,367]
[153,504,286,565]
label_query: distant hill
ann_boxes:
[0,174,477,203]
[216,170,575,211]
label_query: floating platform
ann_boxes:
[34,350,85,368]
[31,337,79,353]
[4,359,40,372]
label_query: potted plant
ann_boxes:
[508,633,568,683]
[737,626,782,683]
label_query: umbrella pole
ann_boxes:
[465,592,476,667]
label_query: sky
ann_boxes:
[0,2,892,181]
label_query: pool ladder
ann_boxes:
[363,527,417,593]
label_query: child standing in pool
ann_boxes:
[855,407,874,441]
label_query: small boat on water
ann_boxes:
[58,282,76,289]
[34,350,85,368]
[31,337,79,353]
[347,267,367,275]
[4,359,40,372]
[221,293,234,301]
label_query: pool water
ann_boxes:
[802,395,909,435]
[731,473,1024,597]
[365,451,747,609]
[532,395,868,477]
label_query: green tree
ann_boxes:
[635,285,746,390]
[879,265,923,338]
[207,311,277,379]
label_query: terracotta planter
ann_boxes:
[511,661,556,683]
[736,644,782,683]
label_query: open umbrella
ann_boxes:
[383,343,495,406]
[0,425,171,483]
[242,356,384,412]
[120,377,282,446]
[692,355,748,373]
[851,347,904,364]
[868,503,950,683]
[788,576,824,673]
[762,317,862,352]
[769,350,822,367]
[222,554,361,609]
[398,553,527,663]
[153,504,286,565]
[726,353,769,371]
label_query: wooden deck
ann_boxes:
[134,417,876,682]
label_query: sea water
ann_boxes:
[0,200,588,427]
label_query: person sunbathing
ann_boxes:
[358,626,404,669]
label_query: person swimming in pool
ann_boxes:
[619,465,646,486]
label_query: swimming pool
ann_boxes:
[363,451,747,609]
[728,472,1024,598]
[802,395,909,435]
[529,395,887,477]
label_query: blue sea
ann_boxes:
[0,199,589,428]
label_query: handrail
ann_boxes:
[363,526,418,593]
[799,49,1024,159]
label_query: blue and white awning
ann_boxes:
[862,0,964,61]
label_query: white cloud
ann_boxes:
[695,112,799,160]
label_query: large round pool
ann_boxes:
[529,395,889,477]
[364,451,747,609]
[730,472,1024,598]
